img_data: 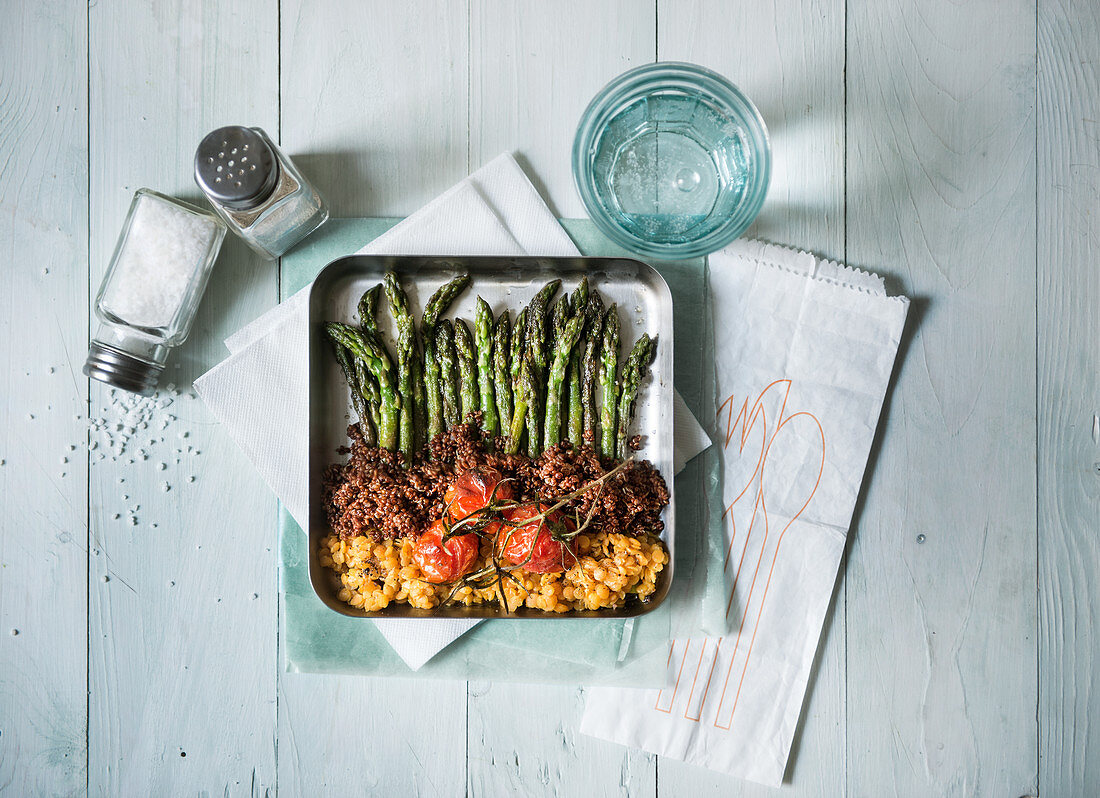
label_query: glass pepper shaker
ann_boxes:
[84,189,227,395]
[194,126,329,260]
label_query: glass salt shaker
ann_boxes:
[194,126,329,260]
[84,189,227,395]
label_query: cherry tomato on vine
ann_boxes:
[443,468,514,522]
[412,519,480,584]
[499,503,578,574]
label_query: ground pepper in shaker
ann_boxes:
[84,189,227,395]
[194,126,329,259]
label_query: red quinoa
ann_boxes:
[322,419,669,542]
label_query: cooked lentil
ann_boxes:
[320,529,668,612]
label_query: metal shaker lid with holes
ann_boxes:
[194,126,279,211]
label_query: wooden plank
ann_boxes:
[276,3,470,795]
[1037,0,1100,793]
[0,3,88,795]
[280,0,471,216]
[469,0,657,217]
[86,2,279,794]
[655,0,847,793]
[467,681,656,798]
[845,0,1038,795]
[466,4,657,796]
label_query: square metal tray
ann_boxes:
[308,255,674,618]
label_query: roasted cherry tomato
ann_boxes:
[412,519,479,584]
[499,503,578,574]
[443,468,514,522]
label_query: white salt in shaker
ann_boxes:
[84,189,227,395]
[193,126,329,260]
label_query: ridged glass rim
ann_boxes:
[572,62,771,260]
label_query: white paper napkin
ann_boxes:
[581,240,909,787]
[195,152,711,670]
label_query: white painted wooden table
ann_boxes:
[1,1,1096,795]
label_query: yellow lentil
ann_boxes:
[319,530,667,613]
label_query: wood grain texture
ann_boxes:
[87,2,279,795]
[9,0,1100,793]
[845,0,1038,795]
[280,0,471,216]
[276,3,468,795]
[467,681,656,798]
[469,0,657,217]
[656,0,846,793]
[660,0,847,262]
[0,3,88,795]
[1037,0,1100,793]
[465,4,659,795]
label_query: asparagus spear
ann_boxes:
[383,273,418,461]
[493,312,513,434]
[331,342,375,446]
[473,297,498,438]
[550,296,570,345]
[615,334,657,460]
[564,277,590,444]
[354,356,381,442]
[543,309,587,450]
[548,296,572,441]
[566,348,584,444]
[507,352,535,454]
[454,319,479,422]
[580,292,605,443]
[526,279,561,378]
[436,320,460,428]
[325,323,399,451]
[570,276,589,315]
[519,281,560,457]
[355,284,384,441]
[506,307,527,449]
[424,273,472,329]
[525,346,542,458]
[411,358,427,451]
[509,307,527,402]
[421,274,471,440]
[599,304,620,459]
[358,284,382,336]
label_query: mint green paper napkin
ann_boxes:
[279,219,719,683]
